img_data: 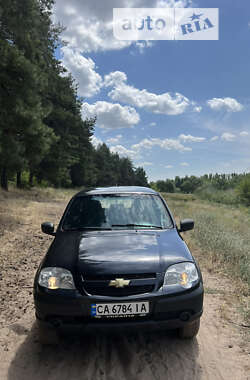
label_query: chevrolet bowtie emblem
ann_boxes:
[109,278,131,288]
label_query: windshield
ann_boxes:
[62,194,173,230]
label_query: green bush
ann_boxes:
[195,185,240,205]
[237,176,250,206]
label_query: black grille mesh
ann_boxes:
[83,284,154,297]
[82,273,156,297]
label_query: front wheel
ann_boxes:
[179,318,200,339]
[36,320,60,345]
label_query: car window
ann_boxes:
[62,194,173,230]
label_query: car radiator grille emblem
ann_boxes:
[109,278,131,288]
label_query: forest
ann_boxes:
[1,0,249,207]
[0,0,148,190]
[150,172,250,205]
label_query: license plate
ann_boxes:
[91,302,149,317]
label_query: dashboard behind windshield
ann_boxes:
[62,194,173,230]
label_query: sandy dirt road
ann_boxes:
[0,193,249,380]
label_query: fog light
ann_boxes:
[180,311,191,321]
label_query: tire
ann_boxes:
[178,318,200,339]
[36,320,60,345]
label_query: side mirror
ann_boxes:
[179,219,194,232]
[41,222,55,236]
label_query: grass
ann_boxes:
[0,186,77,238]
[195,186,240,205]
[163,192,250,322]
[0,185,77,203]
[160,192,196,202]
[204,287,225,295]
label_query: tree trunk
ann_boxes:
[29,171,34,187]
[16,171,22,188]
[1,167,8,190]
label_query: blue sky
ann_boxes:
[54,0,250,181]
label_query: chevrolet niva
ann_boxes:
[34,186,203,344]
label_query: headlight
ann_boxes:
[38,267,76,290]
[164,262,199,289]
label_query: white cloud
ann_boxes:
[156,0,192,6]
[180,162,189,166]
[61,47,102,97]
[179,134,206,142]
[54,1,130,53]
[105,72,195,115]
[110,145,139,159]
[137,161,153,166]
[210,136,219,141]
[107,135,192,162]
[104,69,202,116]
[165,165,173,168]
[109,84,191,115]
[91,135,103,148]
[104,71,127,87]
[106,134,122,144]
[82,101,140,130]
[221,132,236,142]
[193,106,202,112]
[54,0,191,53]
[207,97,243,112]
[149,122,156,127]
[132,138,192,152]
[134,41,154,54]
[239,131,249,136]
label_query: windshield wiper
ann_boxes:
[112,224,163,229]
[64,226,112,231]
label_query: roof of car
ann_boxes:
[75,186,158,196]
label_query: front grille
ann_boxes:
[83,273,156,281]
[83,284,154,297]
[82,273,157,297]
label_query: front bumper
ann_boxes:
[34,282,203,332]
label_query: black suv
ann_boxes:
[34,186,203,344]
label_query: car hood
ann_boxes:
[77,229,193,276]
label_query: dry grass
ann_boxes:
[163,193,250,323]
[0,187,75,242]
[0,185,77,202]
